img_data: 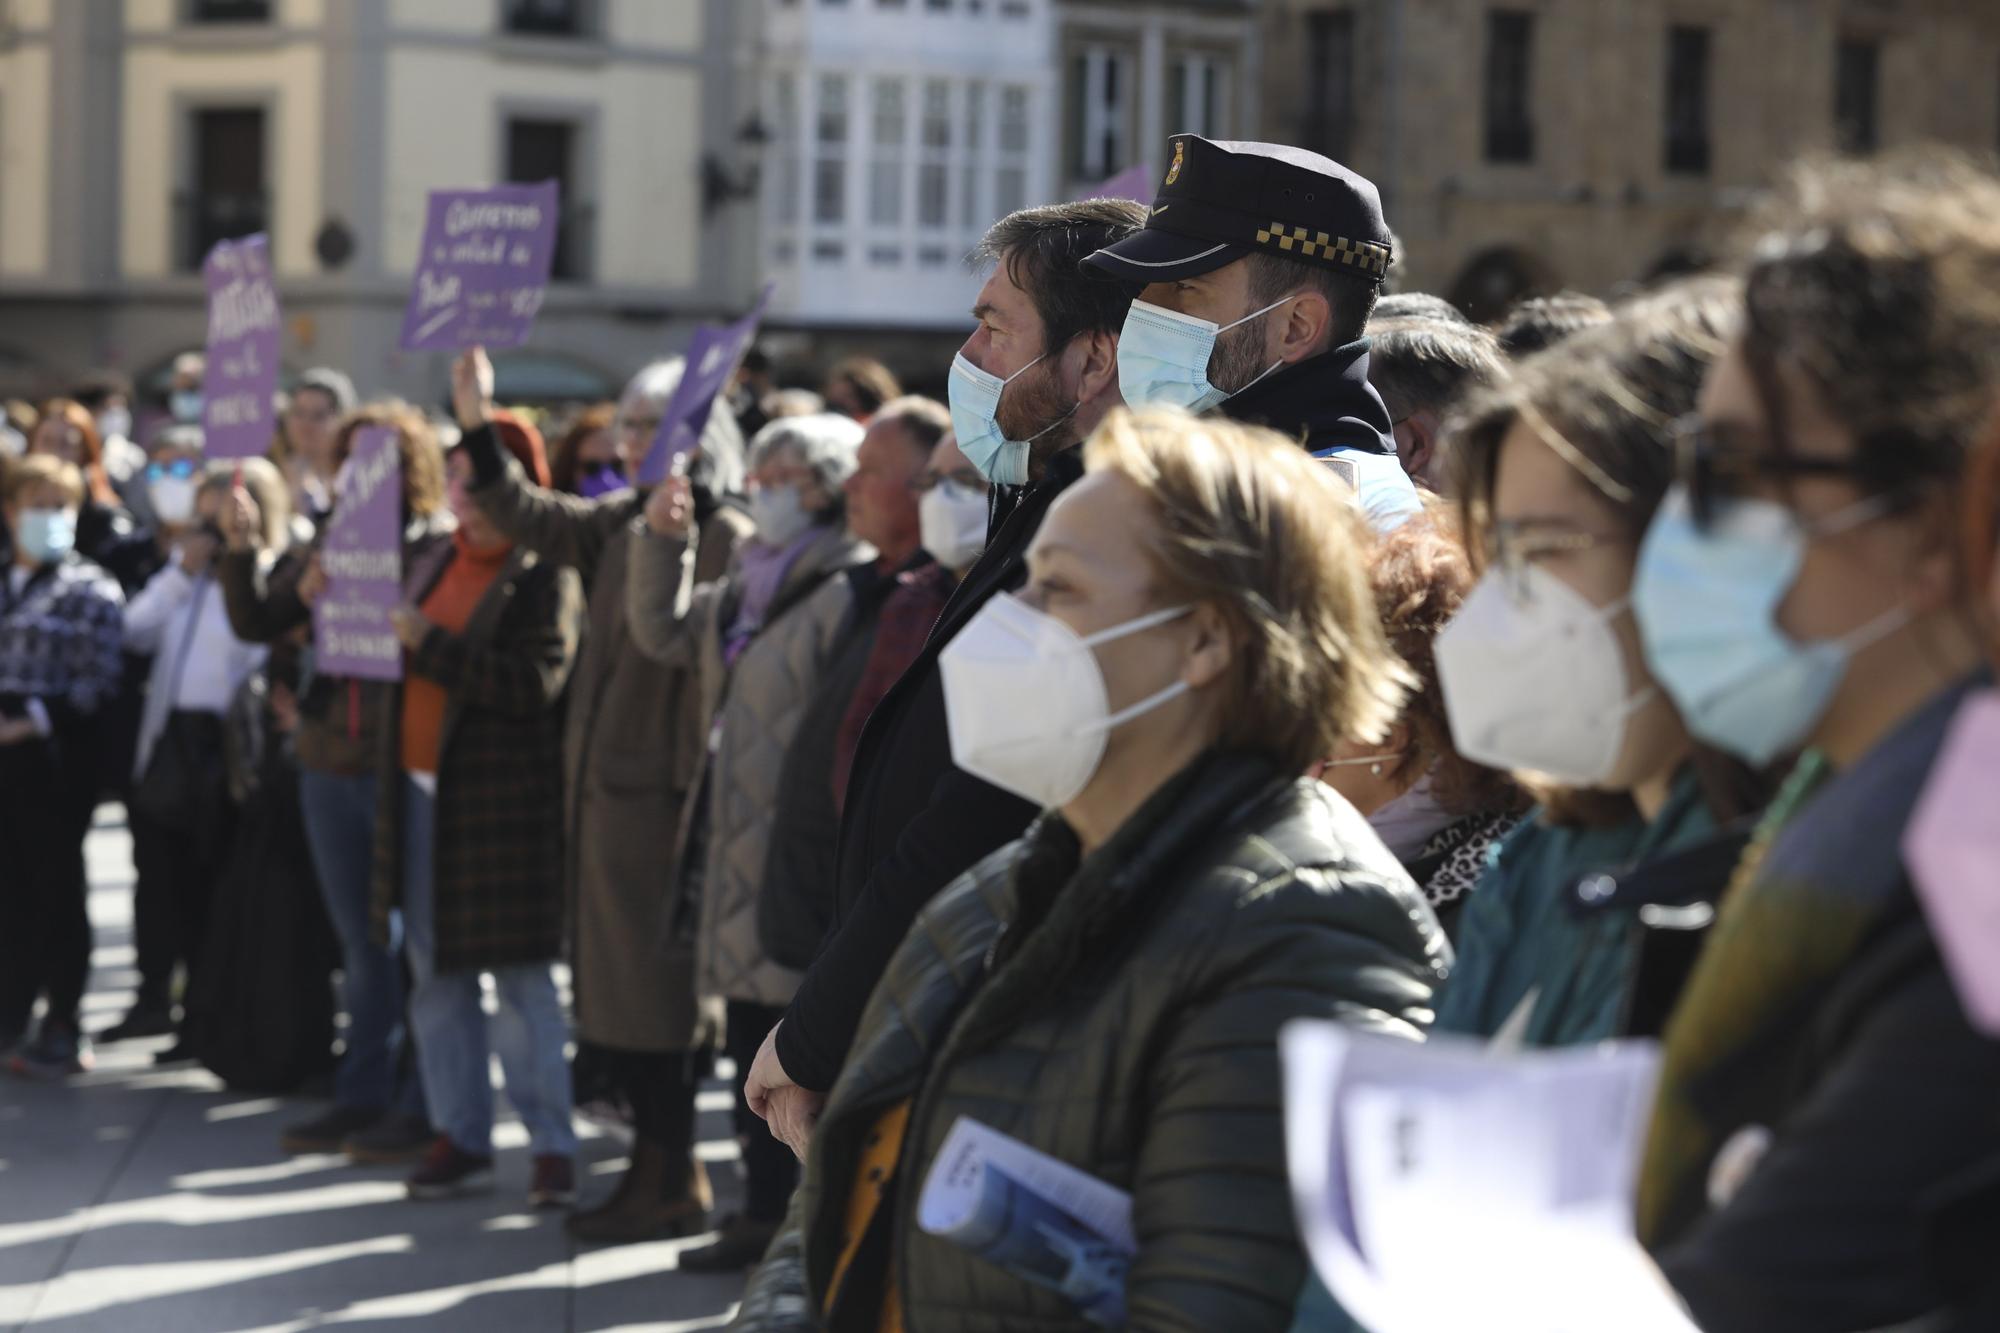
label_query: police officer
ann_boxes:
[1085,134,1422,528]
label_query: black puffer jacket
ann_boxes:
[733,752,1450,1333]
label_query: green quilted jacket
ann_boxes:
[731,751,1451,1333]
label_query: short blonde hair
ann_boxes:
[2,452,85,508]
[1083,407,1413,772]
[200,457,293,551]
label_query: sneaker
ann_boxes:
[344,1113,436,1166]
[678,1213,781,1273]
[405,1137,494,1199]
[7,1020,94,1080]
[528,1155,577,1209]
[281,1104,384,1155]
[101,1005,176,1043]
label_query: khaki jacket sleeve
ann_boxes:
[469,452,632,584]
[623,522,714,670]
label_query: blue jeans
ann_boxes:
[297,767,426,1121]
[401,777,575,1159]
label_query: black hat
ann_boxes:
[1083,135,1393,287]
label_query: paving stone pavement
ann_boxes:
[0,807,751,1332]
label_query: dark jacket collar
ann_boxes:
[1218,339,1395,456]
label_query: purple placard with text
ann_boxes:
[1076,163,1155,203]
[314,426,404,681]
[638,283,776,485]
[399,181,560,351]
[201,233,282,460]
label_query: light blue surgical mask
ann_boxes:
[15,507,77,566]
[170,389,204,424]
[1116,294,1294,414]
[1633,483,1908,768]
[947,352,1074,487]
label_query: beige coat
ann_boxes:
[627,519,870,1009]
[471,456,753,1051]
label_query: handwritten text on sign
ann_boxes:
[399,182,560,351]
[201,233,282,460]
[314,426,404,681]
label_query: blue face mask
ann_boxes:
[1633,483,1908,768]
[947,352,1073,487]
[170,389,204,424]
[1116,294,1294,414]
[15,507,77,566]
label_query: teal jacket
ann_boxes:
[1291,768,1720,1333]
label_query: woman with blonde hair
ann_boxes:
[734,407,1448,1332]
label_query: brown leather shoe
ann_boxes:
[566,1142,711,1244]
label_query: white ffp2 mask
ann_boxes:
[940,593,1191,809]
[1435,564,1656,787]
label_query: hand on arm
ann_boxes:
[452,346,496,431]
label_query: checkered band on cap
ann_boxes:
[1252,222,1391,278]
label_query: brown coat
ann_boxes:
[367,542,584,975]
[469,456,753,1050]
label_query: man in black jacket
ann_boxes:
[1083,134,1422,529]
[745,199,1145,1151]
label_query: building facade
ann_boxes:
[0,0,759,405]
[1262,0,2000,319]
[1054,0,1261,202]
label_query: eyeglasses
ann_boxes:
[1668,414,1905,531]
[1481,518,1620,597]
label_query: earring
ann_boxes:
[1370,762,1384,776]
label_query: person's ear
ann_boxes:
[1181,601,1235,691]
[1276,289,1333,365]
[1068,328,1120,405]
[1393,410,1439,481]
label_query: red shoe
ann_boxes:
[405,1136,493,1199]
[529,1154,577,1209]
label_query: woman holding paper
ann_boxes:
[450,349,753,1242]
[218,404,452,1162]
[732,407,1449,1333]
[373,417,584,1206]
[1629,152,2000,1333]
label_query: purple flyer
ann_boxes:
[399,181,560,351]
[638,282,775,485]
[314,426,404,681]
[1075,163,1154,203]
[201,233,281,460]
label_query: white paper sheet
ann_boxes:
[1281,1022,1698,1333]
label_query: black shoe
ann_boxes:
[677,1214,780,1273]
[101,1006,176,1043]
[281,1104,384,1155]
[405,1136,494,1199]
[343,1113,436,1165]
[152,1040,197,1067]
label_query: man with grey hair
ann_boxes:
[449,346,754,1241]
[1364,314,1508,490]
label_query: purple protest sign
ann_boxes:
[399,181,560,351]
[1075,163,1155,203]
[314,426,404,681]
[201,233,281,460]
[638,282,776,485]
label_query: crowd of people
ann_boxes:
[4,131,1999,1332]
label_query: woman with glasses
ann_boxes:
[1632,151,2000,1333]
[272,368,358,529]
[447,348,754,1241]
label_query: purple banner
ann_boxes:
[399,181,560,351]
[314,426,404,681]
[1075,163,1155,203]
[201,233,282,460]
[638,282,776,485]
